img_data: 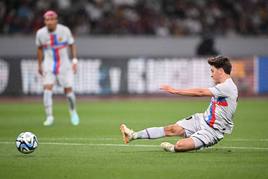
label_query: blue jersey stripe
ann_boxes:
[206,97,227,126]
[52,48,57,74]
[51,34,58,74]
[207,103,213,124]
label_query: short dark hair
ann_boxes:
[208,56,232,74]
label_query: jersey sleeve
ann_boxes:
[66,27,74,44]
[208,82,230,97]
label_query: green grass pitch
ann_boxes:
[0,98,268,179]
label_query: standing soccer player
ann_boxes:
[36,10,80,126]
[120,56,238,152]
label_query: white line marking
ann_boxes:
[213,146,268,150]
[0,141,156,148]
[2,137,268,142]
[1,141,268,150]
[228,139,268,142]
[39,137,118,141]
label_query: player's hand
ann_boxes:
[160,85,177,94]
[38,66,43,76]
[72,63,78,74]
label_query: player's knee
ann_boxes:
[64,87,73,94]
[164,125,175,135]
[44,85,53,90]
[164,124,184,136]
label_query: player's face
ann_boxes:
[210,66,222,84]
[44,16,57,31]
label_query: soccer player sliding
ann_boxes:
[120,56,238,152]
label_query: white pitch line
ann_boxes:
[0,141,156,148]
[213,146,268,150]
[41,138,268,142]
[39,137,118,141]
[1,141,268,150]
[228,139,268,142]
[2,137,268,142]
[42,142,156,148]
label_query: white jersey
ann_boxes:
[35,24,74,74]
[204,78,238,134]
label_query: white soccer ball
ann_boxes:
[16,132,38,154]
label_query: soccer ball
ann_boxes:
[16,132,38,154]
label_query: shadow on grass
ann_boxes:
[13,154,37,158]
[118,147,238,155]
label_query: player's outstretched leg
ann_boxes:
[43,88,54,126]
[120,124,165,144]
[120,123,185,144]
[65,88,80,125]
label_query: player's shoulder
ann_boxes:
[36,26,47,36]
[228,78,238,93]
[57,24,71,32]
[225,78,237,89]
[214,78,237,92]
[218,78,234,86]
[221,78,238,95]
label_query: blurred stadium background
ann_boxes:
[0,0,267,96]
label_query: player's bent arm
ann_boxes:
[37,46,43,75]
[69,44,77,60]
[160,85,213,97]
[37,46,43,64]
[69,44,78,73]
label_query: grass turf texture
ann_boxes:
[0,98,268,179]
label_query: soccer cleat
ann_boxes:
[70,111,80,126]
[43,116,54,126]
[120,124,135,144]
[160,142,175,152]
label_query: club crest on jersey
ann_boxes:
[58,37,63,42]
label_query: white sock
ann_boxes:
[135,127,165,139]
[43,89,53,117]
[170,145,175,152]
[66,91,76,113]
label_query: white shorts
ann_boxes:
[43,68,74,88]
[176,113,224,149]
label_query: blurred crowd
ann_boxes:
[0,0,268,36]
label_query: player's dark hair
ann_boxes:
[208,56,232,74]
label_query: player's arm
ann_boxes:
[69,44,78,73]
[160,85,213,97]
[37,46,43,76]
